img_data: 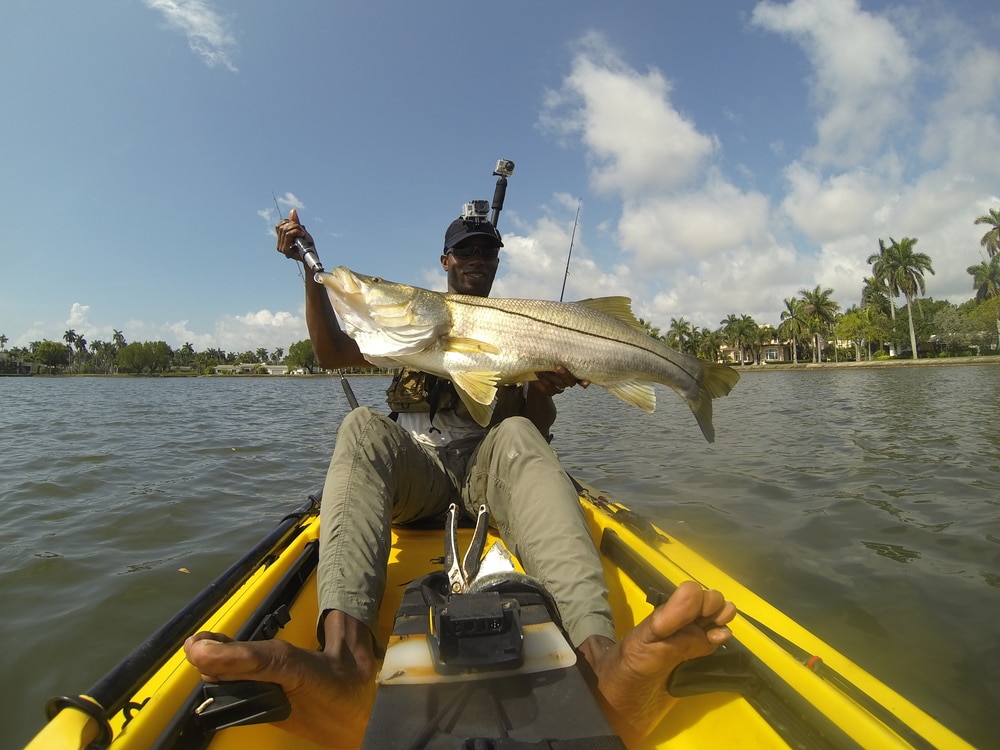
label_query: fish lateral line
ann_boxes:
[446,296,703,382]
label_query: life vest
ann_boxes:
[386,367,525,427]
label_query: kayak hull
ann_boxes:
[29,482,972,750]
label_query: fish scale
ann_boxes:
[317,267,740,442]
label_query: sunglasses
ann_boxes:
[447,244,500,261]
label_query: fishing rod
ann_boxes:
[272,194,359,410]
[272,156,514,413]
[559,201,581,302]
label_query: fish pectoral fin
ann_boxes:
[450,370,500,405]
[456,392,494,427]
[441,336,501,355]
[604,380,657,414]
[575,297,644,331]
[450,371,500,427]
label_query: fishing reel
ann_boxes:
[291,236,324,275]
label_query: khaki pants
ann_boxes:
[316,407,615,648]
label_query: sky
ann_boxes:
[2,0,999,355]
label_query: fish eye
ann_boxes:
[372,277,383,283]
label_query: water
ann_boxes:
[2,369,998,748]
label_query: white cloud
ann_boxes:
[781,160,903,243]
[275,192,306,213]
[752,0,915,167]
[66,302,91,329]
[212,309,306,352]
[528,17,1000,336]
[618,176,771,268]
[920,43,1000,176]
[144,0,239,72]
[540,31,716,196]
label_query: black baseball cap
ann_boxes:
[443,218,503,252]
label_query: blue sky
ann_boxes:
[2,0,998,354]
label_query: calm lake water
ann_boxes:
[2,368,998,748]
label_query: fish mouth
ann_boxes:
[324,266,362,295]
[316,268,372,327]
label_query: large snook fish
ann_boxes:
[316,267,739,442]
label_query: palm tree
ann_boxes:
[861,275,896,357]
[969,255,1000,301]
[798,286,840,362]
[968,254,1000,349]
[666,317,694,354]
[63,329,77,367]
[974,207,1000,259]
[112,329,127,350]
[740,315,764,365]
[719,314,745,364]
[883,237,935,359]
[638,318,662,340]
[694,328,724,362]
[778,297,808,364]
[861,276,891,317]
[74,336,88,370]
[0,333,7,351]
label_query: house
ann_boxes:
[213,363,289,375]
[0,352,38,375]
[718,341,791,365]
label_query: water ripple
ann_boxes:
[2,369,999,746]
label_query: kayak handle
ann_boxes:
[194,681,290,731]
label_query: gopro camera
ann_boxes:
[461,199,490,223]
[494,158,515,177]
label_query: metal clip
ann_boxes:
[444,503,490,594]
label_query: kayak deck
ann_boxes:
[30,482,972,749]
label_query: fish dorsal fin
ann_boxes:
[575,297,644,330]
[449,370,500,426]
[603,380,657,414]
[442,336,501,355]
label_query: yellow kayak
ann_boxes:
[29,480,972,749]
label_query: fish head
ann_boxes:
[316,267,451,357]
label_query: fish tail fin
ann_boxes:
[687,362,741,443]
[702,361,741,399]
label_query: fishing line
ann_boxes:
[560,201,581,302]
[272,192,359,409]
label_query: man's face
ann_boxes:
[441,237,500,297]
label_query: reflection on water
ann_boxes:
[2,367,999,747]
[860,540,921,563]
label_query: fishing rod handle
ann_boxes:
[291,236,325,275]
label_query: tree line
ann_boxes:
[646,208,1000,364]
[0,330,314,376]
[4,208,999,374]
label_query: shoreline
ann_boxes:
[734,355,1000,371]
[8,357,1000,378]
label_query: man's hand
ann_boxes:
[531,365,589,398]
[276,208,316,260]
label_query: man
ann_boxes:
[185,208,736,747]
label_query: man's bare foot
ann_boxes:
[579,581,736,743]
[184,612,377,749]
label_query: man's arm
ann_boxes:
[276,210,371,370]
[523,367,589,437]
